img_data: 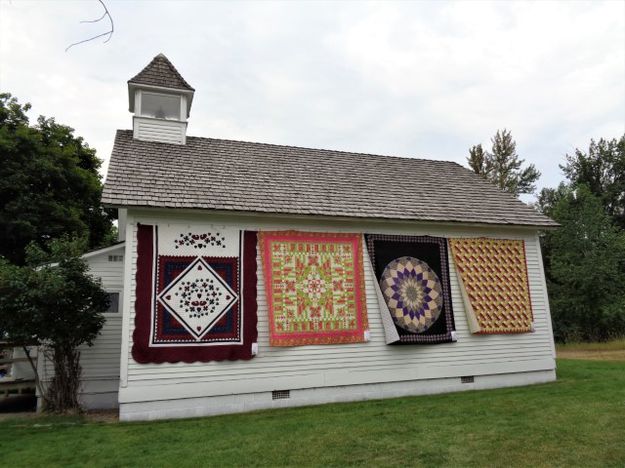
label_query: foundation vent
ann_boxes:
[272,390,290,400]
[461,376,475,384]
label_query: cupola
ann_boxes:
[128,53,195,144]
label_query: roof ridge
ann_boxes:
[115,129,527,194]
[186,133,459,165]
[116,128,459,164]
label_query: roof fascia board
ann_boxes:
[81,242,126,260]
[40,242,125,269]
[111,205,555,231]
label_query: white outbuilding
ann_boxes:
[41,54,558,421]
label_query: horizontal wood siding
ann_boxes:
[119,211,555,404]
[133,117,185,145]
[40,246,124,403]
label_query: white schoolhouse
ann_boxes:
[39,54,558,421]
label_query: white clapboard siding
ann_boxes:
[118,210,556,404]
[39,244,124,409]
[133,117,186,144]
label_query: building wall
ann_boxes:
[13,347,37,380]
[38,244,124,409]
[118,209,556,420]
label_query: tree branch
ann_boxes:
[80,11,107,24]
[65,0,114,52]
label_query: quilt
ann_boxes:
[449,238,534,334]
[258,231,369,346]
[132,224,258,363]
[365,234,456,344]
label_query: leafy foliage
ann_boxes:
[537,134,625,342]
[560,136,625,229]
[0,93,114,265]
[467,129,541,196]
[0,237,108,412]
[537,182,569,217]
[542,185,625,342]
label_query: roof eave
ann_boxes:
[41,242,125,269]
[99,200,559,230]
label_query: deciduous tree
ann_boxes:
[542,185,625,342]
[0,238,107,412]
[560,135,625,229]
[0,93,114,265]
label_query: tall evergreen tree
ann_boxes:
[467,129,541,196]
[0,93,115,265]
[467,144,489,176]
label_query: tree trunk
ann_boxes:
[45,345,83,413]
[21,345,47,409]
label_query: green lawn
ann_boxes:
[1,360,624,467]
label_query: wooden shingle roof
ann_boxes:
[102,130,557,227]
[128,53,194,91]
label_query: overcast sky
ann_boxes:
[1,0,624,200]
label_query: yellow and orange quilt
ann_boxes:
[259,231,369,346]
[449,238,534,334]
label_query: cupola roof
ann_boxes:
[128,53,194,91]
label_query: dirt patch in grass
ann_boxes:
[557,349,625,361]
[0,410,39,422]
[0,408,118,423]
[556,338,625,361]
[85,409,118,423]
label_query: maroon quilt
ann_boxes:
[132,224,258,363]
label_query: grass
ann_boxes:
[557,338,625,361]
[1,359,624,467]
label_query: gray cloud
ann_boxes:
[1,0,623,199]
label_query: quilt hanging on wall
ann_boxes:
[258,230,369,346]
[365,234,456,344]
[449,238,534,334]
[132,224,258,364]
